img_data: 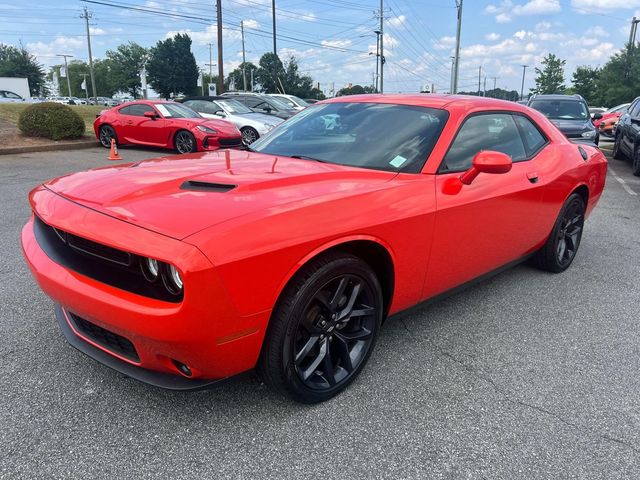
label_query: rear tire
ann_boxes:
[631,145,640,177]
[241,127,259,145]
[98,125,117,149]
[534,193,586,273]
[258,253,383,403]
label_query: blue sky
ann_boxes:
[1,0,638,96]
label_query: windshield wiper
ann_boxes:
[289,155,329,163]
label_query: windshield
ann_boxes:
[154,103,201,118]
[249,102,449,173]
[529,99,589,120]
[267,96,295,110]
[606,103,629,114]
[216,99,253,114]
[288,95,309,107]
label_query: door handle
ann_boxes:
[527,172,539,184]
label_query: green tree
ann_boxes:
[336,84,376,96]
[532,53,566,94]
[593,46,640,106]
[147,34,198,99]
[255,53,285,93]
[0,43,47,96]
[572,66,600,105]
[92,58,119,97]
[106,42,147,98]
[227,62,257,91]
[49,60,93,98]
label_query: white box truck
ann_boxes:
[0,77,31,100]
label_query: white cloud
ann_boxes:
[571,0,640,8]
[321,39,353,49]
[485,33,501,41]
[26,36,84,65]
[486,0,560,22]
[585,26,609,37]
[386,15,406,28]
[243,19,259,29]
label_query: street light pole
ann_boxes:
[520,65,529,101]
[57,54,73,97]
[81,7,97,100]
[453,0,463,93]
[374,30,381,93]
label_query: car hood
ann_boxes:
[169,117,240,136]
[238,112,283,126]
[43,150,396,240]
[549,118,594,134]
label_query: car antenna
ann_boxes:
[271,157,278,173]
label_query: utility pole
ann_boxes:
[450,56,455,93]
[80,7,97,100]
[250,68,255,91]
[374,30,381,92]
[207,43,213,84]
[477,65,481,95]
[216,0,224,94]
[520,65,529,101]
[379,0,384,93]
[628,16,639,50]
[241,21,247,91]
[56,54,73,97]
[272,0,277,55]
[483,76,486,96]
[492,76,498,91]
[80,73,89,101]
[453,0,463,93]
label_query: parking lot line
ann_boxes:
[608,166,638,196]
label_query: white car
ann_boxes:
[182,96,283,144]
[269,94,309,111]
[0,90,26,103]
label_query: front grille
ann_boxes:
[68,312,140,363]
[33,216,182,303]
[219,138,242,147]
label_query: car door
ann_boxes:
[119,104,166,145]
[620,98,640,156]
[423,112,548,299]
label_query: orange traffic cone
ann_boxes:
[108,138,122,161]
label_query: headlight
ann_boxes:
[141,257,159,281]
[162,264,183,295]
[197,125,217,134]
[263,123,275,131]
[581,130,596,138]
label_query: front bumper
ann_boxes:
[22,187,270,387]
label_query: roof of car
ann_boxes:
[321,93,531,111]
[528,94,585,101]
[180,96,227,101]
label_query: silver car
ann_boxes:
[182,97,283,144]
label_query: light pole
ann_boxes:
[57,54,73,97]
[374,30,381,93]
[520,65,529,101]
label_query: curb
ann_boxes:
[0,139,99,155]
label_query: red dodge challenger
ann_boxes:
[23,95,607,403]
[94,100,242,153]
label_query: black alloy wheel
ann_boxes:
[534,193,585,273]
[241,127,259,145]
[613,133,625,160]
[99,125,117,148]
[174,130,196,154]
[633,146,640,177]
[259,253,383,403]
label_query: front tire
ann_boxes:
[534,193,586,273]
[98,125,117,148]
[613,133,625,160]
[174,130,196,154]
[259,253,383,403]
[241,127,259,145]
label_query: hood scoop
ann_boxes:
[180,180,237,193]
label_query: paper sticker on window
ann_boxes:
[155,104,171,117]
[389,155,407,168]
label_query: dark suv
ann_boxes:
[612,95,640,176]
[221,92,297,120]
[527,94,601,146]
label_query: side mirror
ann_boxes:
[593,113,603,120]
[263,105,273,113]
[144,111,158,119]
[214,110,225,116]
[459,150,512,185]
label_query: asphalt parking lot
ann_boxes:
[1,141,639,479]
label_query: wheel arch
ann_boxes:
[571,184,589,206]
[275,236,396,319]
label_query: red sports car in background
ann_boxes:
[94,100,242,153]
[23,95,607,403]
[593,103,629,136]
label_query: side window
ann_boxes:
[514,115,547,157]
[200,102,220,114]
[441,113,527,172]
[629,100,640,118]
[245,97,262,108]
[119,105,134,115]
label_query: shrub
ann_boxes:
[18,102,85,140]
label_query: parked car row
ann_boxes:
[612,96,640,176]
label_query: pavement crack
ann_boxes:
[397,318,640,456]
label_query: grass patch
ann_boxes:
[0,103,104,137]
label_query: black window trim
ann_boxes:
[436,109,550,175]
